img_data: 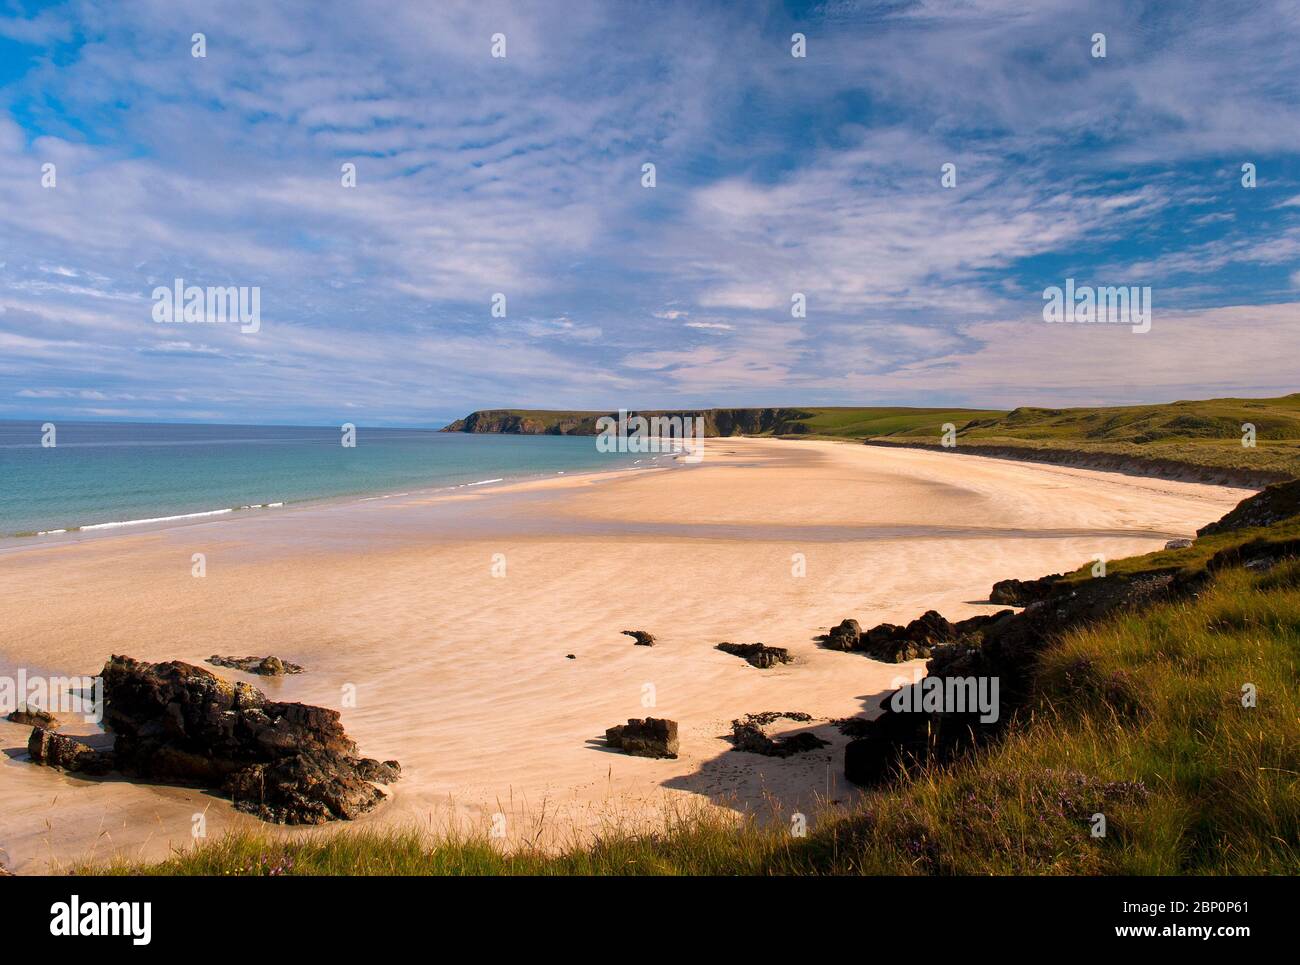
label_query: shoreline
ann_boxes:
[0,438,1252,872]
[3,429,1263,550]
[0,452,688,553]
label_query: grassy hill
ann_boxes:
[872,394,1300,484]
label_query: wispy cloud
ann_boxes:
[0,0,1296,423]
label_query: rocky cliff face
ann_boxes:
[441,408,815,436]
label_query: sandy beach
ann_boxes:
[0,437,1251,873]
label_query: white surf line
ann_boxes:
[61,500,291,534]
[359,492,412,502]
[79,508,235,530]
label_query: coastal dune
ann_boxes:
[0,438,1250,872]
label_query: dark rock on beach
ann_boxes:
[825,609,1014,664]
[206,654,304,676]
[25,655,398,824]
[989,573,1064,606]
[621,630,656,647]
[27,728,114,775]
[716,642,791,668]
[730,712,829,757]
[7,708,58,728]
[824,619,861,651]
[605,717,678,758]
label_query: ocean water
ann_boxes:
[0,421,649,538]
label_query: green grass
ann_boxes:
[85,548,1300,876]
[874,393,1300,480]
[777,406,1007,438]
[1052,515,1300,584]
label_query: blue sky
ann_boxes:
[0,0,1297,426]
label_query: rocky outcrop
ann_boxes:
[729,712,830,757]
[207,655,304,676]
[621,629,656,647]
[605,718,678,758]
[7,708,57,728]
[441,410,599,434]
[28,728,114,775]
[843,573,1188,786]
[24,656,399,824]
[989,573,1064,606]
[823,610,1012,663]
[1198,478,1300,536]
[716,642,791,668]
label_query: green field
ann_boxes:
[871,394,1300,482]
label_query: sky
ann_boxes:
[0,0,1297,427]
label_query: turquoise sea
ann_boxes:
[0,421,644,538]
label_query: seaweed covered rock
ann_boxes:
[23,655,401,824]
[716,642,791,668]
[730,712,829,757]
[620,630,656,647]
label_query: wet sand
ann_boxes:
[0,437,1250,872]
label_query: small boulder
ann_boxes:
[1164,537,1194,550]
[620,630,656,647]
[27,727,114,776]
[605,717,678,758]
[716,642,791,669]
[7,708,57,729]
[825,619,861,651]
